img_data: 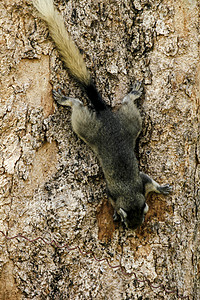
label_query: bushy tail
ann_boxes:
[33,0,90,85]
[33,0,107,110]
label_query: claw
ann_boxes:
[158,184,173,195]
[52,89,74,106]
[126,80,143,101]
[130,80,143,95]
[113,210,120,221]
[52,89,63,102]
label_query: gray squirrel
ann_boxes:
[32,0,172,229]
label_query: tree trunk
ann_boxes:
[0,0,199,299]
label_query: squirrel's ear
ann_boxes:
[118,208,127,222]
[118,208,128,228]
[144,203,149,214]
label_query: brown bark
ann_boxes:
[0,0,199,299]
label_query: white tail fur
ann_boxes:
[32,0,91,85]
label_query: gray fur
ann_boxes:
[140,173,173,197]
[54,83,172,229]
[34,0,172,229]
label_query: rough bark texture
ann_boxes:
[0,0,199,299]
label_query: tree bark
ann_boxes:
[0,0,199,299]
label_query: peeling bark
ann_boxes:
[0,0,199,299]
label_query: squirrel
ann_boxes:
[32,0,172,229]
